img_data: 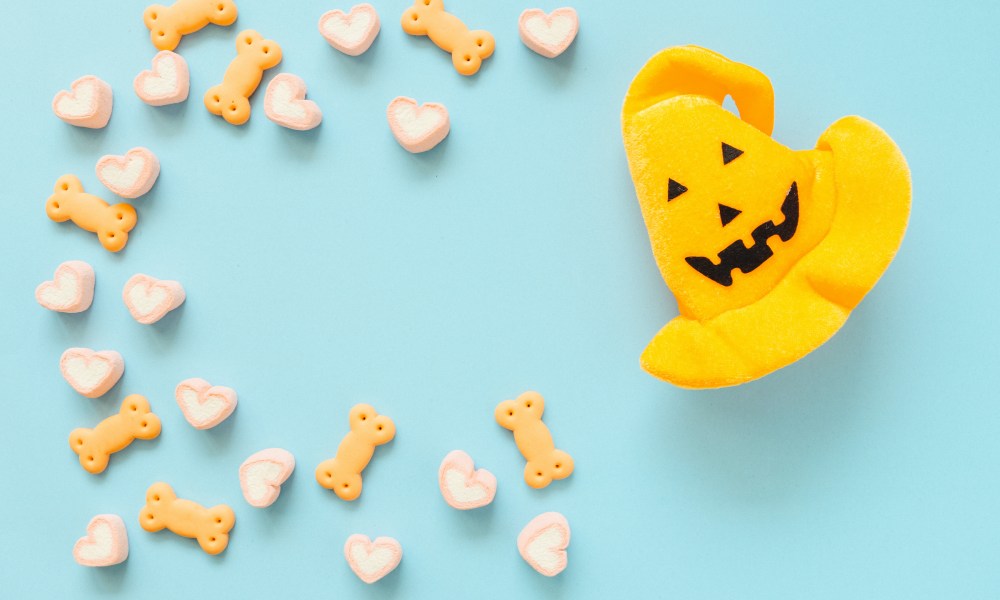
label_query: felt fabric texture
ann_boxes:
[52,76,113,129]
[621,45,910,388]
[69,395,161,474]
[174,378,238,429]
[96,147,160,199]
[319,4,381,56]
[35,260,95,313]
[518,8,579,58]
[134,51,190,106]
[73,514,129,567]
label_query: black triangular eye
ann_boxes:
[722,142,743,165]
[667,179,687,201]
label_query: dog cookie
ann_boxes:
[518,512,570,577]
[144,0,238,51]
[36,261,95,313]
[264,74,322,131]
[60,348,125,398]
[438,450,496,510]
[239,448,295,508]
[175,378,237,430]
[204,30,282,126]
[387,97,449,153]
[73,514,129,567]
[46,175,137,253]
[139,482,235,555]
[401,0,494,76]
[319,4,380,56]
[315,404,395,501]
[495,391,574,489]
[97,147,160,199]
[519,8,578,58]
[70,395,161,474]
[123,273,185,325]
[52,76,113,129]
[344,534,402,584]
[621,46,911,388]
[134,51,190,106]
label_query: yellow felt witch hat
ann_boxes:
[621,46,910,388]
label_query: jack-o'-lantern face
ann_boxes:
[621,45,910,388]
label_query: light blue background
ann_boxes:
[1,0,998,597]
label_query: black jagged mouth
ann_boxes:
[684,182,800,287]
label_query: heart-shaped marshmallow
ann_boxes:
[53,76,113,128]
[134,51,190,106]
[387,97,450,153]
[519,8,579,59]
[264,74,323,131]
[518,512,570,577]
[344,534,402,584]
[73,514,129,567]
[96,147,160,199]
[239,448,295,508]
[319,4,380,56]
[60,348,125,398]
[35,261,95,313]
[123,273,185,325]
[175,378,238,430]
[438,450,497,510]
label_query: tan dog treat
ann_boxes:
[401,0,494,76]
[204,30,282,126]
[316,404,395,501]
[69,395,161,474]
[46,175,137,252]
[495,391,574,489]
[144,0,238,51]
[139,482,235,555]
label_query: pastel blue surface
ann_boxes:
[1,0,998,597]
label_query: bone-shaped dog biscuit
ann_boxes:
[495,391,574,489]
[315,404,395,501]
[401,0,494,76]
[46,175,137,252]
[139,482,235,555]
[204,30,282,125]
[69,395,161,474]
[144,0,238,51]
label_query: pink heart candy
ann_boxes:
[123,273,185,325]
[52,75,113,128]
[319,4,380,56]
[134,51,190,106]
[73,514,129,567]
[518,512,570,577]
[60,348,125,398]
[519,8,580,59]
[239,448,296,508]
[386,96,450,153]
[35,261,95,313]
[344,534,402,584]
[438,450,497,510]
[264,74,322,131]
[96,147,160,199]
[175,378,238,430]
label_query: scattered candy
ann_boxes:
[122,273,185,325]
[73,515,129,567]
[344,534,402,583]
[239,448,295,508]
[438,450,496,510]
[518,512,570,577]
[519,8,579,58]
[205,30,282,126]
[139,482,235,555]
[401,0,494,76]
[144,0,239,51]
[264,74,322,131]
[174,378,237,430]
[96,147,160,199]
[35,261,95,313]
[495,391,574,489]
[46,175,137,252]
[316,404,395,501]
[69,395,161,474]
[319,3,380,56]
[60,347,125,399]
[387,96,450,153]
[52,76,113,129]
